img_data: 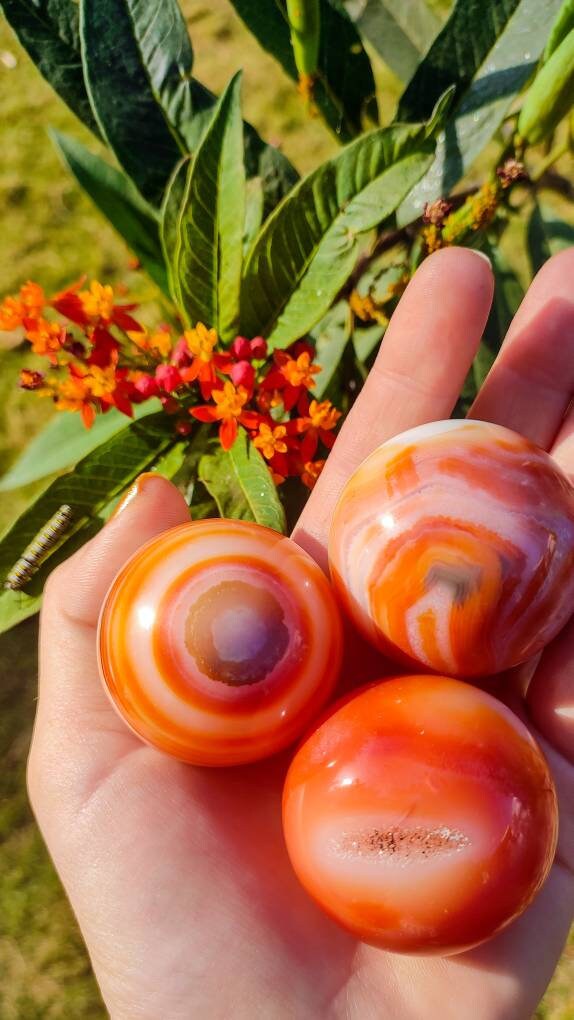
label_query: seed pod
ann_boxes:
[286,0,321,85]
[518,29,574,145]
[544,0,574,61]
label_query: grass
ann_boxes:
[0,1,573,1016]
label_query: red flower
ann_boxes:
[289,398,342,460]
[19,369,45,390]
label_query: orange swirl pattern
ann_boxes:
[329,420,574,676]
[98,520,342,765]
[283,676,558,955]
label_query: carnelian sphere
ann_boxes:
[283,675,558,955]
[329,419,574,676]
[98,519,342,766]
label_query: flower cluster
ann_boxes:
[1,278,342,488]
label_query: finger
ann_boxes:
[470,248,574,449]
[294,247,493,563]
[29,474,190,809]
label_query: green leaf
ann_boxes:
[398,0,564,225]
[345,0,441,84]
[544,0,574,60]
[0,401,162,492]
[240,119,436,349]
[0,0,99,134]
[228,0,378,140]
[352,321,385,362]
[79,0,189,206]
[398,0,521,122]
[0,413,178,633]
[311,301,352,397]
[50,130,169,296]
[527,201,574,273]
[173,74,245,339]
[161,156,192,304]
[244,177,265,257]
[198,430,286,533]
[183,80,299,217]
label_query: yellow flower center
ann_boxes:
[281,352,320,388]
[79,281,115,320]
[253,423,288,460]
[185,323,218,361]
[212,382,248,419]
[308,399,341,430]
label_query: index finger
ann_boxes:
[293,247,494,567]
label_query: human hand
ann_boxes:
[28,247,574,1019]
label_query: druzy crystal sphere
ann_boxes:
[329,419,574,676]
[98,519,342,766]
[283,675,558,955]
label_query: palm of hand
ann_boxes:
[29,249,574,1020]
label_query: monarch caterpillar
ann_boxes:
[4,505,74,591]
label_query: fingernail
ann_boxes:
[471,249,492,268]
[109,472,160,519]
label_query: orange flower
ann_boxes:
[79,280,115,320]
[190,381,260,450]
[128,326,173,359]
[290,398,342,460]
[180,323,231,398]
[0,281,45,331]
[305,399,342,432]
[24,317,66,363]
[261,349,321,411]
[185,323,218,361]
[54,364,120,427]
[253,422,288,461]
[301,459,326,489]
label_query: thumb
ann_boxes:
[29,473,190,816]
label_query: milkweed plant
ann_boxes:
[0,0,573,632]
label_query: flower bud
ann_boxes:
[230,360,255,390]
[231,335,252,360]
[133,373,159,399]
[155,364,183,393]
[171,337,192,368]
[250,336,267,359]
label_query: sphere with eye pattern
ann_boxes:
[328,419,574,677]
[98,519,342,766]
[282,675,558,955]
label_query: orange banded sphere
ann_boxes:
[329,419,574,676]
[283,675,558,955]
[98,519,342,766]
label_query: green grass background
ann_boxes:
[0,1,572,1016]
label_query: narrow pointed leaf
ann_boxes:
[184,79,299,216]
[244,177,265,257]
[174,74,245,339]
[198,430,286,533]
[0,0,99,134]
[80,0,188,206]
[51,130,169,295]
[161,156,192,305]
[241,120,436,348]
[346,0,441,83]
[228,0,378,139]
[311,301,352,397]
[398,0,563,225]
[398,0,522,122]
[0,413,178,633]
[544,0,574,59]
